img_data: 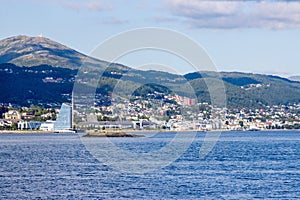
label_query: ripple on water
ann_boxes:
[0,131,300,199]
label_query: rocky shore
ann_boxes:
[82,130,144,138]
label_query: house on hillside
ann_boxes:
[4,110,21,120]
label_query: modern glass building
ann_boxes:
[54,103,72,131]
[18,121,41,130]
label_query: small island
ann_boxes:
[82,130,144,138]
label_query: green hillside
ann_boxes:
[1,63,299,108]
[0,35,299,108]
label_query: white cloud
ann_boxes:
[63,0,112,12]
[254,2,300,29]
[166,0,241,18]
[162,0,300,29]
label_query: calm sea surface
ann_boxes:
[0,131,300,199]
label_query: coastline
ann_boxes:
[0,130,54,134]
[0,128,298,134]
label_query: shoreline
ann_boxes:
[0,130,54,134]
[0,129,298,134]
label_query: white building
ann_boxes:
[40,121,55,131]
[18,121,41,130]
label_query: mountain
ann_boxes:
[1,62,299,108]
[0,63,76,106]
[0,35,108,69]
[289,76,300,82]
[0,35,300,108]
[186,71,300,107]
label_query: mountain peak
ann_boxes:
[3,34,67,47]
[0,35,87,69]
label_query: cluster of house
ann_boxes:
[0,110,21,128]
[77,95,300,131]
[0,104,73,132]
[1,94,299,132]
[222,105,300,130]
[0,110,55,131]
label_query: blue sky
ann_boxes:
[1,0,300,77]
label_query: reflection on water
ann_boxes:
[0,131,300,199]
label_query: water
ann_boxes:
[0,131,300,199]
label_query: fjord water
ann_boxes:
[0,131,299,199]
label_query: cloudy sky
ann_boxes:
[1,0,300,76]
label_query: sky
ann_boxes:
[1,0,300,77]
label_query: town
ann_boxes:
[0,91,299,132]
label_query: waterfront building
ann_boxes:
[4,110,21,120]
[54,103,72,131]
[18,121,41,130]
[0,119,12,127]
[40,121,55,131]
